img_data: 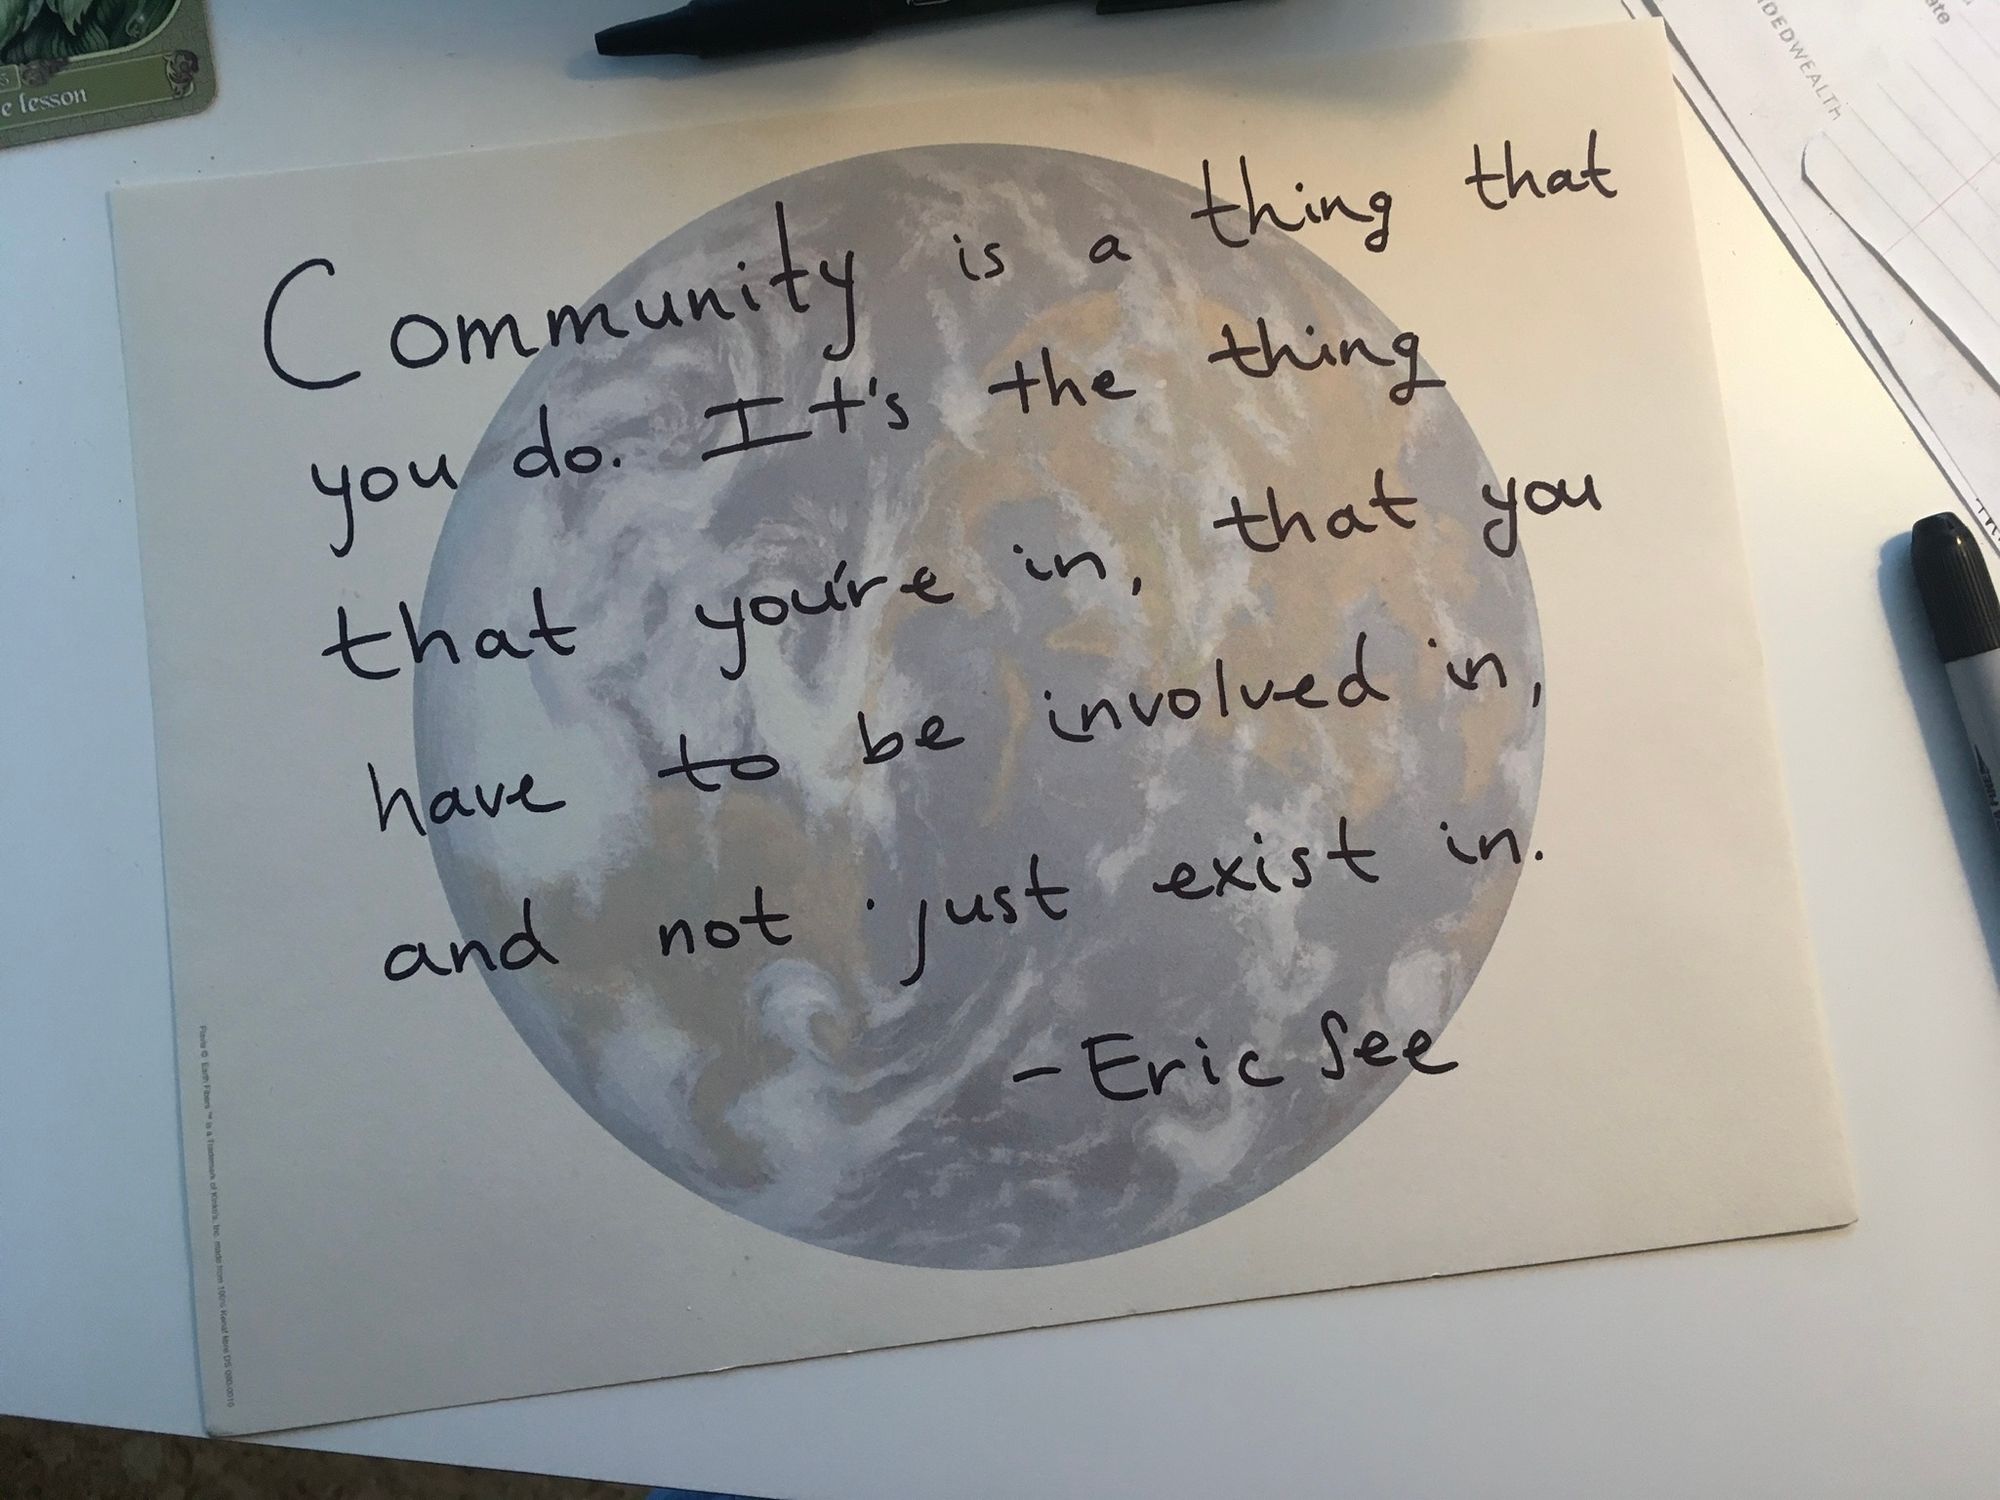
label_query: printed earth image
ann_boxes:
[416,145,1543,1269]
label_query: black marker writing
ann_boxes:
[1207,318,1443,405]
[322,588,575,682]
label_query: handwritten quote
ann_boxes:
[255,133,1615,1266]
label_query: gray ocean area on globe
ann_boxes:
[414,144,1542,1269]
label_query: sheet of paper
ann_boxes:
[1635,0,2000,548]
[112,20,1853,1436]
[1803,20,2000,391]
[1644,36,1976,506]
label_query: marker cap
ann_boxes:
[1913,512,2000,663]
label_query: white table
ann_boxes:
[7,1,1999,1493]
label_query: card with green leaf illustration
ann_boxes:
[0,0,210,150]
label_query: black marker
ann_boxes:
[597,0,1248,60]
[1912,512,2000,840]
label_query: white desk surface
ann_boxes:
[6,1,1999,1494]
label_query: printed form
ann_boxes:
[1636,0,2000,548]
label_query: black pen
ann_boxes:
[1912,512,2000,842]
[597,0,1249,60]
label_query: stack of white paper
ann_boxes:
[1635,0,2000,548]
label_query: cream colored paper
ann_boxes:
[113,20,1853,1437]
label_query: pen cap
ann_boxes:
[1912,512,2000,663]
[597,0,875,57]
[1095,0,1251,12]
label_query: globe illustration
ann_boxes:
[415,144,1542,1269]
